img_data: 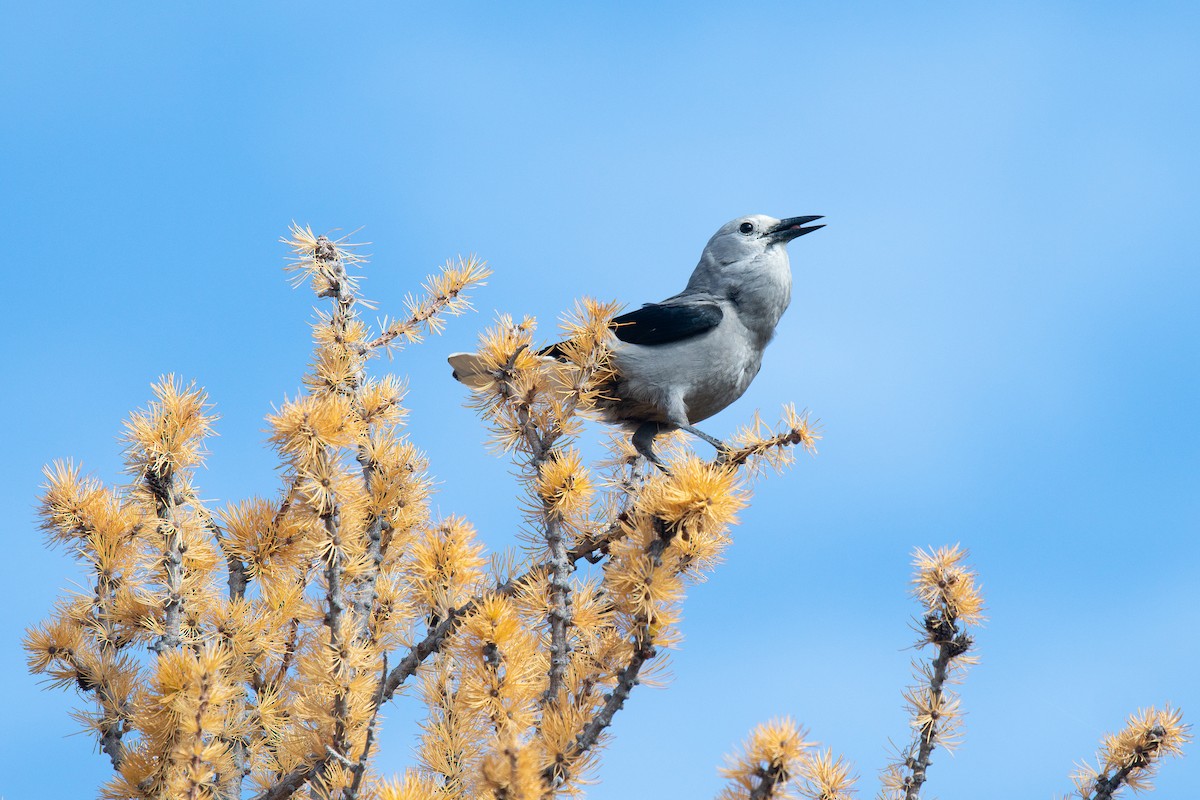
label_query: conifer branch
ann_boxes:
[85,528,135,768]
[883,546,983,800]
[360,256,490,353]
[1070,706,1190,800]
[314,244,384,645]
[272,615,302,689]
[491,344,577,707]
[548,526,676,787]
[343,655,389,800]
[98,710,128,771]
[901,636,954,800]
[379,510,632,702]
[381,605,473,702]
[1087,753,1153,800]
[543,509,572,704]
[59,647,130,769]
[146,465,185,654]
[718,405,820,472]
[252,766,313,800]
[748,762,789,800]
[567,630,657,767]
[206,513,249,602]
[321,505,352,766]
[378,513,630,702]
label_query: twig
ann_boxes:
[543,508,572,704]
[203,513,248,602]
[749,762,789,800]
[343,654,389,800]
[266,611,472,800]
[318,503,352,784]
[381,605,474,703]
[378,509,633,704]
[717,426,814,470]
[84,526,133,768]
[271,615,302,689]
[361,295,459,352]
[1082,723,1172,800]
[491,344,576,707]
[902,640,952,800]
[251,764,314,800]
[567,631,656,765]
[544,524,675,787]
[146,465,185,654]
[61,648,128,769]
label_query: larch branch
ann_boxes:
[901,641,952,800]
[749,761,789,800]
[567,631,656,765]
[146,465,185,654]
[543,507,571,704]
[381,604,473,702]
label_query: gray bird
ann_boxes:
[450,213,823,468]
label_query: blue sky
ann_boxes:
[3,2,1198,797]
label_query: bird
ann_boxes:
[449,213,824,469]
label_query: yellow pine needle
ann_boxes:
[1073,705,1191,798]
[910,545,985,626]
[535,448,594,517]
[122,375,217,479]
[799,748,857,800]
[719,717,816,799]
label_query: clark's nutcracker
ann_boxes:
[449,213,823,468]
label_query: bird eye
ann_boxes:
[739,222,754,234]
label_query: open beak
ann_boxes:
[768,215,824,242]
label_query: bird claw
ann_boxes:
[632,422,732,473]
[642,453,671,475]
[632,422,672,474]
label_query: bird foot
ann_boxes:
[632,422,672,474]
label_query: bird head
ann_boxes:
[700,214,825,266]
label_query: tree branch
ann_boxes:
[381,604,473,703]
[342,655,389,800]
[566,631,656,767]
[320,504,353,778]
[379,505,635,702]
[749,761,789,800]
[902,641,952,800]
[543,507,571,705]
[146,465,185,654]
[1084,724,1170,800]
[251,763,314,800]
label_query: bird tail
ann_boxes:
[447,352,494,389]
[448,350,596,408]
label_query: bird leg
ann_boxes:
[632,422,671,473]
[632,422,729,472]
[681,424,728,454]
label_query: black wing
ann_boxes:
[610,298,723,346]
[538,296,723,358]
